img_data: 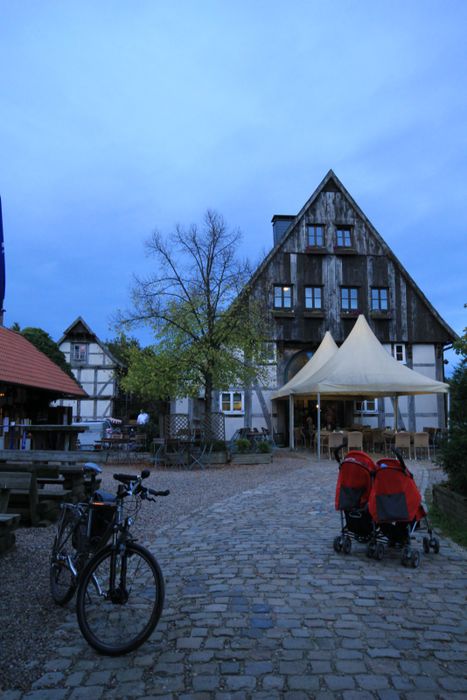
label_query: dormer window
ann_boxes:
[307,224,324,247]
[336,226,352,247]
[274,285,293,309]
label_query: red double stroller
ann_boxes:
[333,445,440,567]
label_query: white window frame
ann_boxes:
[354,399,379,414]
[391,343,406,364]
[220,391,244,415]
[71,343,88,362]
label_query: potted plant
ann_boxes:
[230,437,273,464]
[204,440,229,464]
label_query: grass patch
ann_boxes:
[425,488,467,549]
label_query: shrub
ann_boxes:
[235,438,251,453]
[210,440,227,452]
[257,440,272,453]
[437,359,467,496]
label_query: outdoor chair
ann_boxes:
[413,432,430,460]
[346,431,363,452]
[294,427,306,449]
[152,438,167,468]
[370,428,385,453]
[328,432,344,460]
[394,431,412,460]
[319,430,330,458]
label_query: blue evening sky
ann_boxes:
[0,1,465,371]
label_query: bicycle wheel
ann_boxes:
[76,542,164,655]
[50,508,79,605]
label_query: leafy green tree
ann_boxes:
[15,325,74,378]
[438,304,467,495]
[118,210,269,414]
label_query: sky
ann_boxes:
[0,1,466,372]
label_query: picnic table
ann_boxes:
[0,461,102,525]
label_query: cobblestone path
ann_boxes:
[6,461,467,700]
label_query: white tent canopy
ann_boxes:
[291,315,449,397]
[271,331,338,400]
[272,315,449,452]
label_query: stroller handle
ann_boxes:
[391,447,408,472]
[333,442,347,464]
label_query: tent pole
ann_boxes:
[447,391,451,430]
[394,396,398,431]
[289,395,295,450]
[317,393,321,459]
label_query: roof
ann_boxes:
[58,316,124,367]
[247,169,458,342]
[287,315,449,397]
[271,331,338,399]
[0,326,87,397]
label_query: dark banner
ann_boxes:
[0,197,5,313]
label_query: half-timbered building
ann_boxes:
[57,317,122,421]
[219,170,457,441]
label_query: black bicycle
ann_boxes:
[50,466,169,655]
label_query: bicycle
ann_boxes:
[49,465,170,655]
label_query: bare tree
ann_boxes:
[119,210,268,414]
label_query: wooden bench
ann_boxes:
[0,449,110,465]
[0,472,38,526]
[0,486,22,554]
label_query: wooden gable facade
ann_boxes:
[221,171,457,440]
[57,317,122,421]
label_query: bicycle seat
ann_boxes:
[84,462,103,474]
[92,489,116,504]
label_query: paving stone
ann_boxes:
[68,688,105,700]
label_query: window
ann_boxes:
[304,286,322,310]
[392,343,406,364]
[371,287,389,311]
[307,224,324,247]
[341,287,358,310]
[71,343,88,362]
[262,342,277,363]
[274,285,292,309]
[220,391,244,414]
[355,399,379,414]
[336,226,352,247]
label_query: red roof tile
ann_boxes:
[0,326,87,397]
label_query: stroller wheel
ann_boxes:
[423,536,430,554]
[401,546,411,567]
[411,550,421,568]
[366,542,376,558]
[375,543,385,561]
[333,536,343,553]
[431,537,440,554]
[343,536,352,554]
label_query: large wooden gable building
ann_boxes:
[219,170,457,440]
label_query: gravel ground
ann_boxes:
[0,452,311,692]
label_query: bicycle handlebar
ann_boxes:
[147,488,170,497]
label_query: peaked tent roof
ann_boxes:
[289,315,449,397]
[0,326,87,397]
[271,331,338,399]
